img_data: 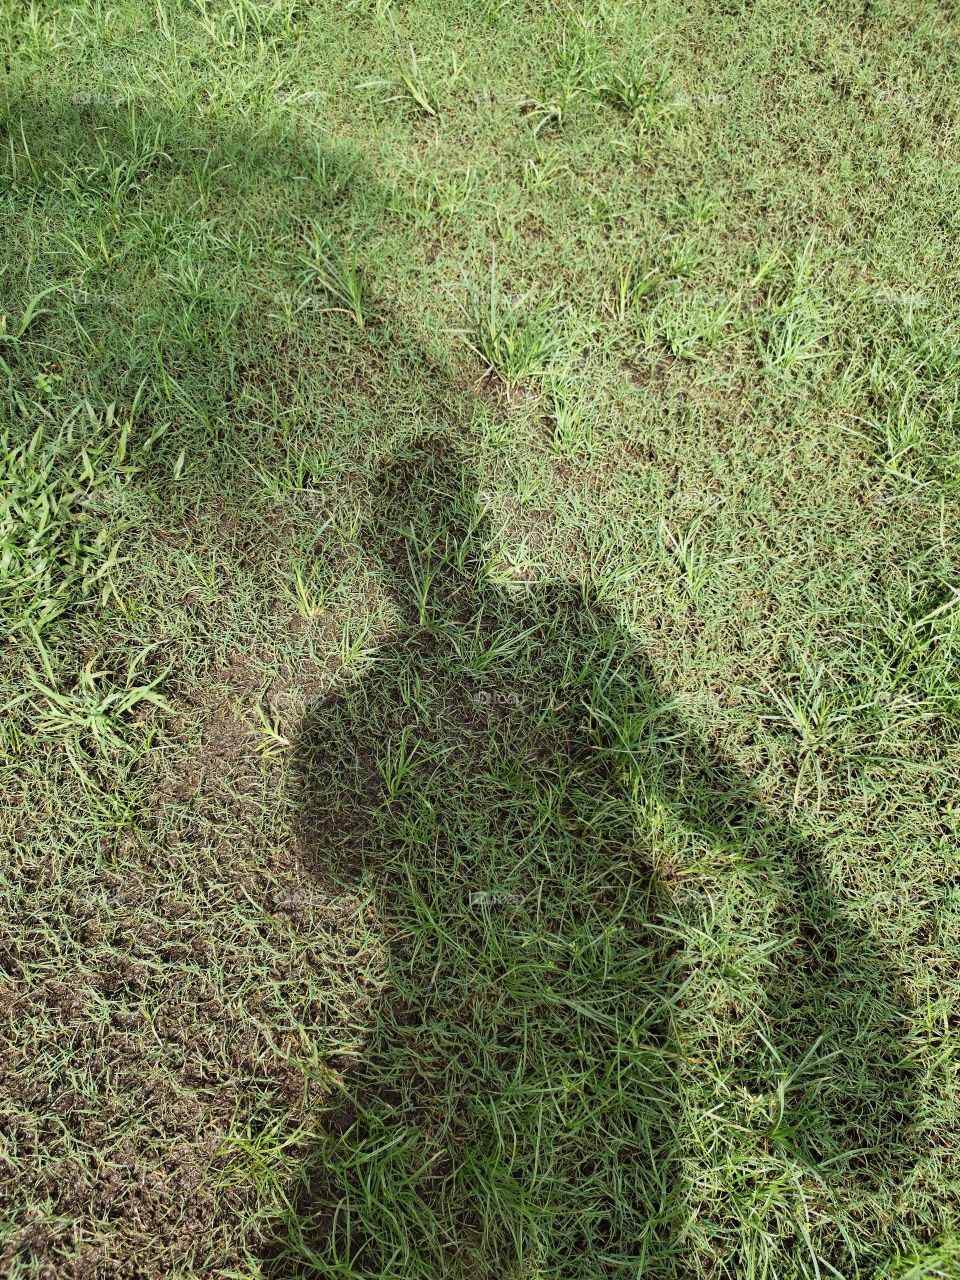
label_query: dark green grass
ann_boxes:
[1,0,959,1277]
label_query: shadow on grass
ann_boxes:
[273,433,918,1277]
[0,93,918,1278]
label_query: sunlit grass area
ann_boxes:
[1,1,959,1276]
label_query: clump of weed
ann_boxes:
[459,269,560,394]
[520,15,604,134]
[659,292,739,360]
[752,240,833,375]
[597,64,673,128]
[300,227,367,330]
[7,643,169,776]
[547,377,595,457]
[361,45,461,120]
[313,142,360,203]
[405,164,476,224]
[605,252,664,320]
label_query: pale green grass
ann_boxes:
[1,0,959,1277]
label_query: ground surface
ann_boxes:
[1,1,959,1276]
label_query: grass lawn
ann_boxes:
[1,0,959,1275]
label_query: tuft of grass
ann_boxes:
[597,64,672,127]
[459,269,560,394]
[547,378,594,457]
[659,292,739,359]
[362,45,459,120]
[313,143,360,203]
[6,642,169,774]
[605,252,663,321]
[407,165,476,222]
[753,240,833,374]
[392,44,442,117]
[522,144,569,192]
[659,516,712,601]
[301,228,367,330]
[286,560,335,619]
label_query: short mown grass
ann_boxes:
[1,1,959,1277]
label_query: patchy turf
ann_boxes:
[1,0,959,1276]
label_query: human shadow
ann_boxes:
[275,434,918,1278]
[0,92,918,1280]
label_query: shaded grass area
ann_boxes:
[273,436,918,1278]
[0,0,959,1276]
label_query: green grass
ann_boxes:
[1,0,959,1277]
[460,267,561,394]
